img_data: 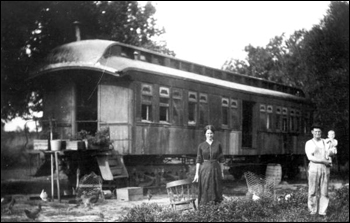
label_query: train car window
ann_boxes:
[259,104,266,130]
[282,107,288,132]
[230,99,239,130]
[141,84,153,122]
[303,111,311,134]
[152,55,164,66]
[222,98,229,127]
[181,62,191,72]
[199,93,208,126]
[105,45,121,57]
[250,79,258,87]
[172,88,183,125]
[260,104,266,112]
[231,99,238,108]
[76,78,98,134]
[139,52,152,62]
[289,109,295,132]
[170,59,180,69]
[295,110,301,133]
[267,105,273,130]
[214,70,223,79]
[205,68,214,77]
[275,106,282,131]
[159,87,170,123]
[120,46,135,59]
[188,92,198,125]
[193,65,203,74]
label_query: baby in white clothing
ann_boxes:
[325,130,338,166]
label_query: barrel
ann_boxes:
[265,163,282,185]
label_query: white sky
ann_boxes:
[3,1,331,132]
[149,1,330,69]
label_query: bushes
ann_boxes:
[118,186,349,222]
[118,203,177,222]
[327,186,349,222]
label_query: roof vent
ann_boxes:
[73,21,81,41]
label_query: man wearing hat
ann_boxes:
[305,123,332,216]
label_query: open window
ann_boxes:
[76,78,98,134]
[289,109,295,132]
[275,106,282,131]
[172,88,183,125]
[188,92,197,125]
[282,107,288,132]
[199,93,208,126]
[259,104,266,130]
[141,84,153,122]
[159,87,170,123]
[222,98,229,127]
[266,105,273,130]
[230,99,240,130]
[303,111,311,134]
[295,110,301,133]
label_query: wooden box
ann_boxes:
[117,187,143,201]
[66,141,85,151]
[33,139,49,151]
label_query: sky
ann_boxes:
[3,1,331,132]
[148,1,331,69]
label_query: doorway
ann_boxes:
[242,100,255,148]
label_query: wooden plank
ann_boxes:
[96,156,113,181]
[34,140,49,151]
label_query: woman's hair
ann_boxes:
[204,125,215,134]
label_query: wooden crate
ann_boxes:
[66,141,85,151]
[33,139,49,151]
[117,187,143,201]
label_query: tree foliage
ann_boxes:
[1,1,173,121]
[223,1,349,161]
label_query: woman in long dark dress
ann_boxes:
[193,125,225,205]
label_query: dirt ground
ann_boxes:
[1,193,172,222]
[1,167,348,222]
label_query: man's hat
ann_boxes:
[311,123,323,130]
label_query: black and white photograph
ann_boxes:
[1,1,349,222]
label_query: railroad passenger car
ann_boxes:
[30,39,313,185]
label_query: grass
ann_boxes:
[118,185,349,222]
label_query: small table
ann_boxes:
[41,148,119,202]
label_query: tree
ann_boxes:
[222,31,308,88]
[1,1,173,122]
[223,1,349,163]
[301,1,349,163]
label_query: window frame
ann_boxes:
[266,105,273,131]
[172,88,183,125]
[275,106,282,131]
[230,99,239,130]
[282,107,288,132]
[199,93,209,126]
[221,97,229,128]
[159,86,170,123]
[188,91,198,126]
[141,84,153,122]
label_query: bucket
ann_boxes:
[265,163,282,185]
[50,139,62,151]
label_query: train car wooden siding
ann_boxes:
[30,39,313,181]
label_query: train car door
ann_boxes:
[98,83,133,154]
[242,101,255,148]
